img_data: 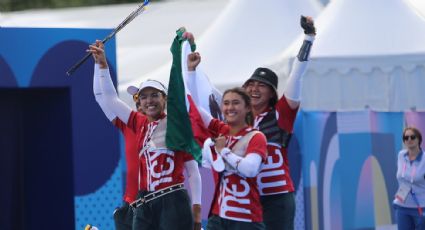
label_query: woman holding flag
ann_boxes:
[185,47,268,229]
[88,33,202,230]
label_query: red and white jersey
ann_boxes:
[208,121,267,222]
[115,119,139,203]
[255,95,298,195]
[127,111,194,192]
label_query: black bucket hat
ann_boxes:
[243,67,279,107]
[243,67,278,91]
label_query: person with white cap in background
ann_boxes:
[89,33,202,230]
[93,57,141,230]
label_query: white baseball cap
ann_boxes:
[127,79,168,96]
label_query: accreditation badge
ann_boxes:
[395,183,411,203]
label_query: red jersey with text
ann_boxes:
[255,95,298,195]
[115,119,139,203]
[208,120,267,222]
[127,111,194,192]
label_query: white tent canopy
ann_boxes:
[196,0,322,90]
[408,0,425,18]
[0,0,228,106]
[125,0,323,96]
[269,0,425,111]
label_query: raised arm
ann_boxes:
[89,40,133,124]
[184,34,203,106]
[93,63,117,122]
[284,16,316,109]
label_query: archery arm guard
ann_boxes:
[297,37,313,62]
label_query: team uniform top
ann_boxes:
[254,94,298,195]
[208,119,267,222]
[126,111,194,192]
[115,119,139,202]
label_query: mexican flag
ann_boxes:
[166,28,212,163]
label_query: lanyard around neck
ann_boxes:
[402,159,423,214]
[402,161,416,184]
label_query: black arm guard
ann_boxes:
[297,40,312,62]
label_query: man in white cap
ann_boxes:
[89,35,202,230]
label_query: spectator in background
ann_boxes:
[394,127,425,230]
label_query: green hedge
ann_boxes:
[0,0,160,12]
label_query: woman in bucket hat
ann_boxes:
[242,16,316,230]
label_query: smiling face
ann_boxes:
[138,87,166,121]
[244,80,275,112]
[221,91,251,128]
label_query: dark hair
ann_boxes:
[403,126,422,147]
[268,87,278,107]
[222,87,254,126]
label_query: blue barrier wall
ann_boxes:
[297,110,425,229]
[0,28,122,229]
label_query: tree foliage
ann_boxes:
[0,0,161,12]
